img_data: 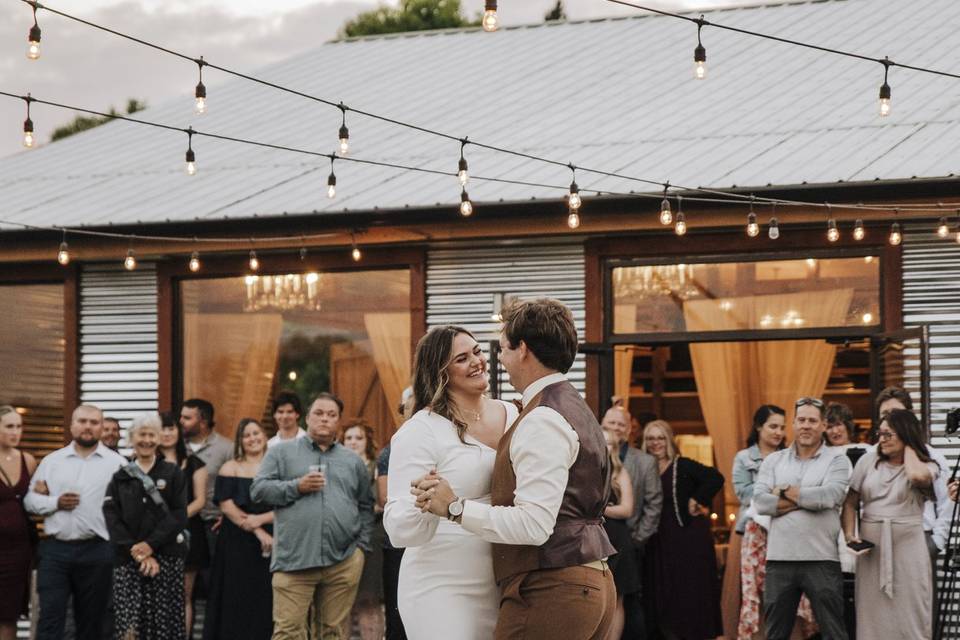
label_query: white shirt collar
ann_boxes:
[67,441,108,458]
[521,372,567,407]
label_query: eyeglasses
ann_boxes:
[643,435,667,442]
[795,397,825,409]
[877,430,896,441]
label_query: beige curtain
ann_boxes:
[683,289,854,510]
[183,313,283,439]
[613,346,636,406]
[364,313,412,428]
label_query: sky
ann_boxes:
[0,0,749,158]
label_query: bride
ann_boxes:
[384,325,518,639]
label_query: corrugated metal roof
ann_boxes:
[2,0,960,231]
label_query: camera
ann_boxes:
[947,408,960,435]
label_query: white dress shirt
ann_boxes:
[24,441,126,541]
[268,428,307,448]
[925,447,951,551]
[461,372,580,546]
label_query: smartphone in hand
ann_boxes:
[847,539,875,552]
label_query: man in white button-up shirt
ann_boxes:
[24,404,125,640]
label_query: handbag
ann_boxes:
[122,462,191,550]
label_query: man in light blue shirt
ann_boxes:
[25,404,125,640]
[252,392,374,639]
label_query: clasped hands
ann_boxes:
[130,542,159,577]
[410,469,457,518]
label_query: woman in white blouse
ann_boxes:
[384,326,519,640]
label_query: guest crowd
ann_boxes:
[0,381,949,639]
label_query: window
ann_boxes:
[0,284,65,456]
[180,269,411,447]
[611,256,880,335]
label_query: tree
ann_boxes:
[50,98,146,143]
[545,1,566,21]
[341,0,474,38]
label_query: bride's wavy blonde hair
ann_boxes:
[412,325,478,445]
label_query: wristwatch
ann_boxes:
[447,497,465,522]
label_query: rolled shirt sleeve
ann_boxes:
[796,454,851,511]
[460,406,579,546]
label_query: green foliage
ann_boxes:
[277,332,348,410]
[341,0,474,38]
[50,98,146,143]
[545,1,566,21]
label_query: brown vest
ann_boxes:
[490,380,616,583]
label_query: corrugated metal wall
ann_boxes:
[78,263,160,437]
[426,244,586,402]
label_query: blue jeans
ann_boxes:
[36,538,114,640]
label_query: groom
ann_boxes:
[416,298,616,639]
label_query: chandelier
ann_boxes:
[244,273,322,312]
[613,264,701,301]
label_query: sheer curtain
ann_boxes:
[364,313,412,428]
[182,313,283,438]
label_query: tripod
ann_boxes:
[934,454,960,640]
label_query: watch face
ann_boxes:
[448,500,464,517]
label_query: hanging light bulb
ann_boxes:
[185,129,196,176]
[482,0,499,32]
[937,217,949,238]
[693,17,707,80]
[878,58,892,117]
[768,217,780,240]
[746,212,759,237]
[248,250,260,271]
[194,58,207,115]
[351,243,362,262]
[338,103,350,156]
[659,186,672,225]
[458,140,469,186]
[22,95,34,148]
[57,241,70,265]
[27,5,41,60]
[567,211,581,229]
[675,211,687,236]
[459,189,473,217]
[853,219,866,241]
[827,218,840,242]
[124,249,137,271]
[188,251,201,272]
[327,157,337,199]
[888,222,902,246]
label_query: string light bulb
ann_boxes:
[337,103,350,156]
[674,211,687,236]
[567,212,580,229]
[482,0,499,32]
[567,165,581,211]
[956,210,960,244]
[746,212,759,237]
[22,95,34,148]
[27,4,41,60]
[57,242,70,266]
[351,236,362,262]
[937,216,949,238]
[768,217,780,240]
[693,17,707,80]
[853,219,865,241]
[184,129,197,175]
[458,139,469,186]
[327,156,337,199]
[460,189,473,217]
[188,251,201,272]
[659,185,672,225]
[888,222,902,246]
[248,250,259,272]
[194,58,207,115]
[878,58,892,117]
[827,218,839,242]
[123,249,137,271]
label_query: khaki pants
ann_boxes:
[494,565,616,640]
[272,548,365,640]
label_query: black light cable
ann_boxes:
[26,0,41,59]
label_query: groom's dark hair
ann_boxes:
[502,298,578,373]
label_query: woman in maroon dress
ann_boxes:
[642,419,724,640]
[0,405,37,640]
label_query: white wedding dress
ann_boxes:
[384,402,518,640]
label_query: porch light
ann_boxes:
[188,251,201,272]
[693,17,707,80]
[338,103,350,156]
[57,242,70,265]
[27,4,40,60]
[888,222,902,246]
[248,250,260,271]
[482,0,499,32]
[767,217,780,240]
[746,212,759,237]
[937,217,949,238]
[853,219,865,241]
[878,58,892,117]
[827,219,839,243]
[194,58,207,115]
[460,189,473,217]
[124,249,137,271]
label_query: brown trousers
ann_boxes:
[494,565,616,640]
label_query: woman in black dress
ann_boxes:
[602,429,637,640]
[642,419,724,640]
[203,418,273,640]
[158,411,208,636]
[104,413,188,640]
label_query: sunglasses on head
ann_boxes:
[795,397,825,409]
